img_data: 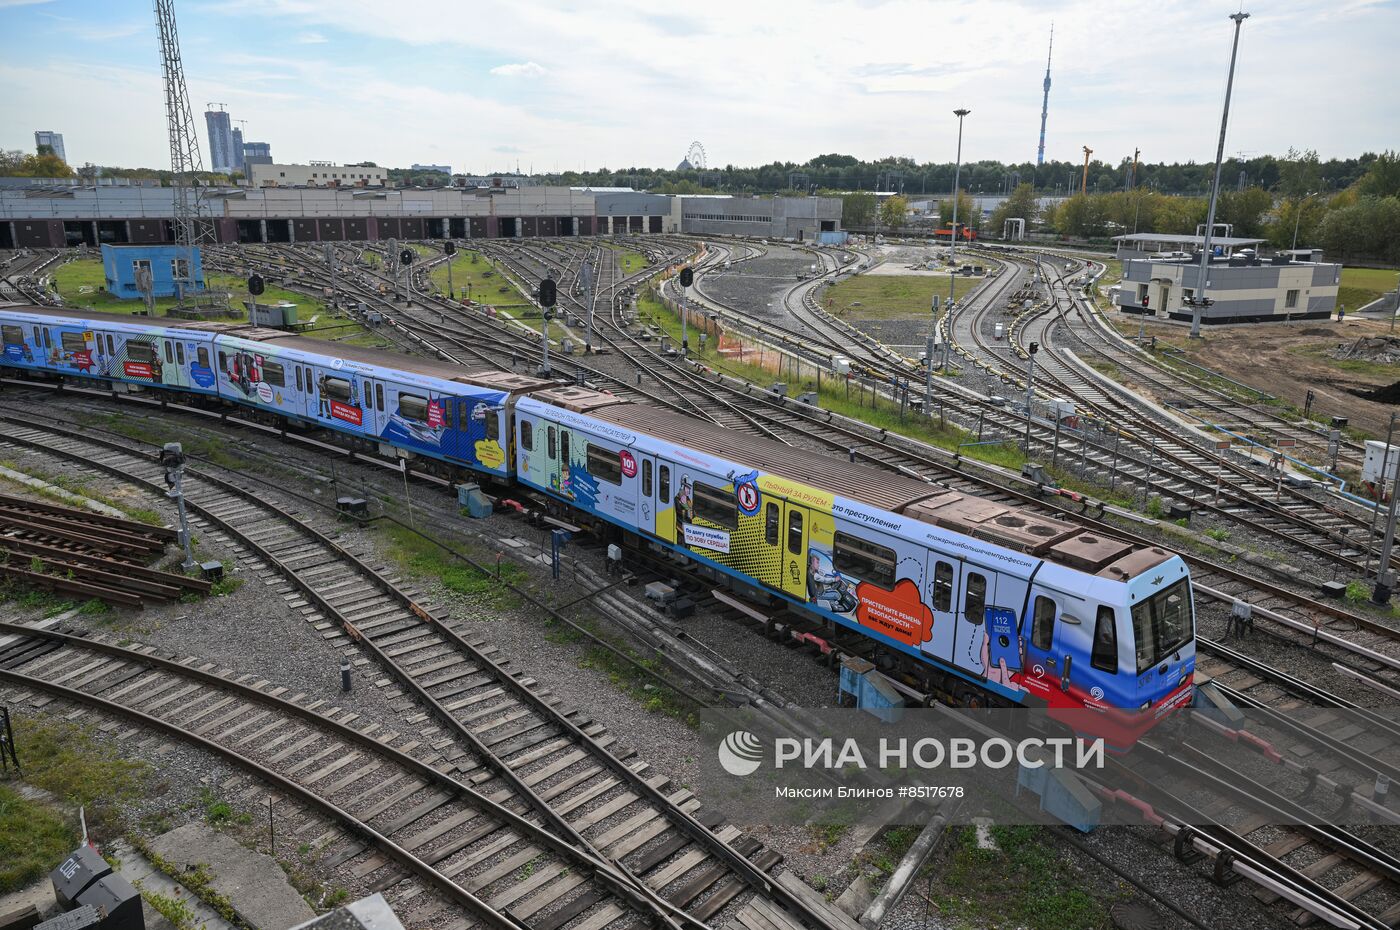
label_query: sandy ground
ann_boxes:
[1111,312,1399,438]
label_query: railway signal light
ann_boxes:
[400,249,414,266]
[1141,295,1149,308]
[248,274,265,297]
[539,278,557,307]
[679,267,694,288]
[443,241,456,256]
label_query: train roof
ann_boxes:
[3,305,554,394]
[536,386,1170,578]
[549,389,946,513]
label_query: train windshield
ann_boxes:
[1131,579,1191,674]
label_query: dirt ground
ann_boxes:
[1108,312,1399,438]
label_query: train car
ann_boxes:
[933,227,978,242]
[0,306,222,395]
[206,333,529,479]
[516,386,1194,747]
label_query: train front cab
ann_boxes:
[1020,552,1194,750]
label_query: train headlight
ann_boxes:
[1140,701,1151,711]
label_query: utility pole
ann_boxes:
[324,242,337,306]
[444,240,456,298]
[1374,413,1400,604]
[1022,342,1039,453]
[581,259,595,353]
[949,108,971,315]
[1189,11,1250,339]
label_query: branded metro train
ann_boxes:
[0,305,1196,746]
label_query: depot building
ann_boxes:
[1111,234,1342,324]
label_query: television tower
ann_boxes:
[1036,25,1053,168]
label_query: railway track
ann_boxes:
[0,412,861,930]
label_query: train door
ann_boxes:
[1021,591,1062,700]
[922,554,960,664]
[655,459,675,542]
[780,502,809,601]
[952,567,996,674]
[158,336,178,387]
[364,378,386,437]
[637,453,657,536]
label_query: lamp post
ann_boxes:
[948,107,971,338]
[1190,11,1250,339]
[1291,192,1314,251]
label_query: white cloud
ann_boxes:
[294,31,327,43]
[489,61,547,79]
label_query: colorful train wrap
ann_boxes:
[0,305,1196,747]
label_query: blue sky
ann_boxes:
[1,0,1397,173]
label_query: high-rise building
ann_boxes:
[231,126,244,173]
[34,130,66,163]
[204,109,234,173]
[241,142,273,175]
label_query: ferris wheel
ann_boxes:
[685,141,707,171]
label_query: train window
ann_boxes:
[106,335,115,355]
[399,393,428,421]
[32,327,40,344]
[765,503,779,545]
[547,426,557,458]
[61,332,86,353]
[1131,579,1191,674]
[42,328,50,348]
[175,343,185,366]
[520,420,534,451]
[696,482,738,530]
[322,376,352,401]
[659,465,670,501]
[262,361,286,387]
[833,532,895,589]
[2,325,24,345]
[218,351,227,370]
[1031,596,1055,651]
[485,409,499,441]
[787,510,803,554]
[964,573,987,624]
[587,444,622,485]
[642,459,652,497]
[295,366,303,392]
[197,347,209,368]
[1092,605,1118,673]
[163,341,174,363]
[561,431,570,466]
[932,561,954,611]
[127,341,155,364]
[375,383,385,412]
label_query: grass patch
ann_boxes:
[0,784,78,893]
[202,787,252,826]
[1346,580,1370,603]
[11,714,149,837]
[577,641,697,723]
[138,885,201,930]
[378,522,526,607]
[930,824,1113,929]
[428,249,533,308]
[52,258,330,325]
[822,274,983,320]
[1338,267,1399,312]
[1287,341,1397,380]
[618,250,648,277]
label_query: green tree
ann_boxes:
[1215,187,1274,238]
[0,149,74,178]
[1318,196,1400,262]
[1276,147,1321,199]
[879,195,909,230]
[1357,151,1400,199]
[937,189,977,228]
[841,192,877,228]
[989,183,1038,234]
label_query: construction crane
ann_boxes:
[206,101,227,111]
[155,1,215,307]
[1081,146,1093,195]
[1125,147,1140,191]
